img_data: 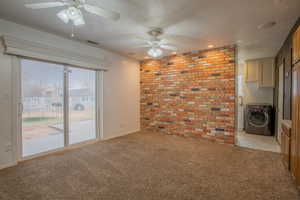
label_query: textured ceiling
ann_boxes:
[0,0,299,61]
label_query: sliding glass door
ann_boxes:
[21,59,97,157]
[68,67,96,145]
[21,59,65,157]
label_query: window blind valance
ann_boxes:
[2,35,107,71]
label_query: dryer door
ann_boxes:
[248,110,269,128]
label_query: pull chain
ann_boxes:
[71,23,75,38]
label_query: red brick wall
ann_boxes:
[140,46,236,144]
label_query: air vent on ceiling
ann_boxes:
[86,40,100,46]
[257,21,276,30]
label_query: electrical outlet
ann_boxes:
[5,144,12,152]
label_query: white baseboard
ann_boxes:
[0,161,17,170]
[103,129,140,140]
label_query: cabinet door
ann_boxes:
[293,26,300,63]
[298,27,300,62]
[291,67,297,180]
[245,60,258,82]
[297,65,300,186]
[259,58,274,88]
[292,64,300,185]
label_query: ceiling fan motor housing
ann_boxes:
[148,28,163,38]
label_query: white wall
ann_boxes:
[0,19,140,168]
[103,56,140,139]
[243,82,274,105]
[0,45,15,168]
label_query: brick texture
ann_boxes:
[140,46,236,144]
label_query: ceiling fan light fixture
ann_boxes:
[57,9,69,24]
[67,7,82,21]
[73,16,85,26]
[148,48,162,58]
[57,7,85,26]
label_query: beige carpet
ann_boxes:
[0,132,299,200]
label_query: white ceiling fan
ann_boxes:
[138,28,177,58]
[25,0,120,27]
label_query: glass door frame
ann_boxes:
[64,65,100,146]
[64,66,70,147]
[14,57,103,160]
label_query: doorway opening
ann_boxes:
[235,62,280,152]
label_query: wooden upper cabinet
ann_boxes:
[245,60,259,82]
[245,58,274,87]
[258,58,275,88]
[293,26,300,64]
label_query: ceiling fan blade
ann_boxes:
[83,4,120,21]
[159,39,169,44]
[134,44,151,48]
[160,44,177,51]
[57,9,69,24]
[135,36,150,42]
[25,2,65,9]
[147,41,155,46]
